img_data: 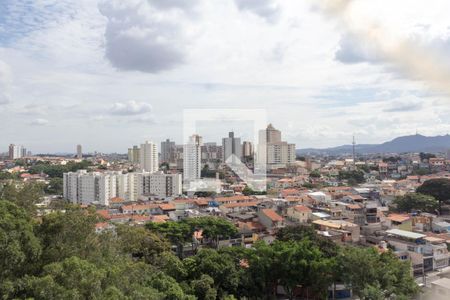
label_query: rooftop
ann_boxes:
[261,209,283,222]
[386,229,426,240]
[294,205,312,213]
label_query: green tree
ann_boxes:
[242,186,267,196]
[190,274,217,300]
[0,200,41,290]
[37,206,101,265]
[309,170,321,178]
[187,216,238,248]
[185,248,240,298]
[22,256,106,300]
[0,182,44,215]
[276,225,339,257]
[272,240,334,299]
[146,220,193,258]
[0,171,19,180]
[419,152,435,161]
[44,178,63,195]
[393,193,438,213]
[338,170,365,185]
[241,241,278,298]
[417,178,450,213]
[116,225,169,263]
[338,247,419,299]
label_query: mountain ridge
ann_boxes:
[297,134,450,155]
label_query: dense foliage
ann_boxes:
[0,184,419,299]
[393,193,439,213]
[28,160,92,178]
[417,178,450,212]
[338,170,365,186]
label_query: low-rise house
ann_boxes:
[159,203,176,214]
[150,215,170,223]
[384,214,413,231]
[287,205,312,224]
[311,212,331,221]
[215,195,256,205]
[220,201,260,214]
[95,222,114,233]
[432,221,450,233]
[280,188,303,198]
[121,203,162,215]
[258,208,284,230]
[342,194,366,203]
[308,191,332,203]
[312,219,360,243]
[385,229,450,272]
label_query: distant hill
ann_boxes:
[297,134,450,155]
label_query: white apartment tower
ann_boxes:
[63,170,118,206]
[8,144,24,160]
[127,145,140,164]
[257,124,296,169]
[183,134,202,182]
[63,170,182,205]
[137,172,182,198]
[139,141,158,173]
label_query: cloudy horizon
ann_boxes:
[1,0,450,153]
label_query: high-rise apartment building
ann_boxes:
[174,145,184,169]
[201,142,223,170]
[222,131,242,164]
[137,172,182,198]
[183,134,202,182]
[257,124,296,169]
[63,170,182,205]
[8,144,24,160]
[76,144,82,159]
[260,123,281,144]
[127,145,140,164]
[242,141,253,158]
[139,141,158,173]
[161,139,176,164]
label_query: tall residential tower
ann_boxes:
[183,134,202,182]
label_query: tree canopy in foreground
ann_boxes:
[0,184,419,299]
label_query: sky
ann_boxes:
[1,0,450,153]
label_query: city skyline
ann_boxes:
[1,0,450,152]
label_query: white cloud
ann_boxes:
[109,100,152,115]
[234,0,281,23]
[98,0,192,73]
[29,118,49,126]
[0,60,12,105]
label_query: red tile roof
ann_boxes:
[387,213,411,223]
[159,203,176,211]
[261,209,283,222]
[97,210,110,219]
[294,205,312,213]
[121,204,159,211]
